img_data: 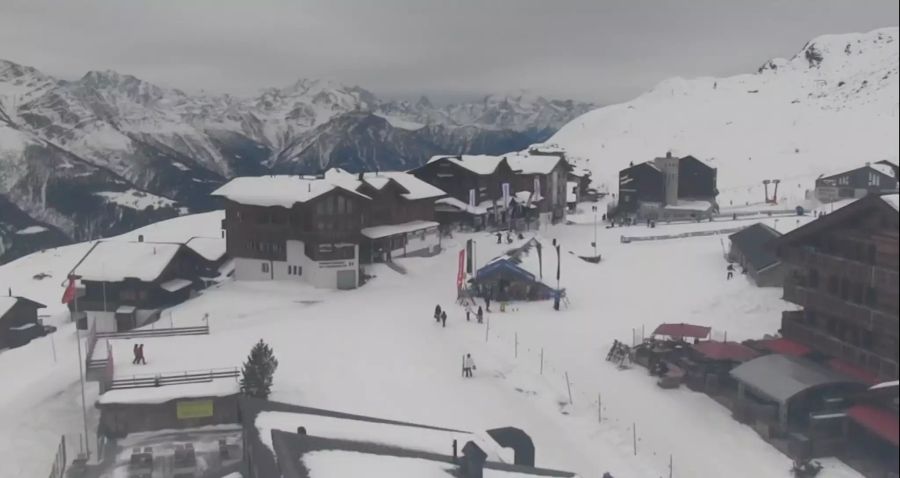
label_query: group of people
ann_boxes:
[131,343,147,365]
[436,302,487,327]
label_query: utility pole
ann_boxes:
[72,278,90,460]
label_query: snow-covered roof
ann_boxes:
[15,226,48,235]
[98,379,239,405]
[360,220,439,239]
[255,410,504,462]
[427,155,505,175]
[505,153,563,175]
[869,380,899,390]
[160,278,193,292]
[882,194,899,212]
[434,197,488,215]
[212,176,369,208]
[664,200,713,211]
[730,354,863,404]
[185,236,226,261]
[870,163,897,178]
[0,296,46,317]
[325,168,446,201]
[73,241,183,282]
[300,451,573,478]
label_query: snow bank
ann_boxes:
[73,241,181,282]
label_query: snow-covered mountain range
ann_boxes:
[549,27,899,206]
[0,61,592,262]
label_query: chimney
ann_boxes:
[358,172,364,181]
[138,234,144,242]
[297,427,307,436]
[460,441,487,478]
[452,439,458,461]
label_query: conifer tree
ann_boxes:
[240,339,279,399]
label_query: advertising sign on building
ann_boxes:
[176,399,214,419]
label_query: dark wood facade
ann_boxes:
[509,158,569,222]
[815,164,899,202]
[71,245,205,330]
[774,195,900,379]
[618,162,664,213]
[0,297,45,349]
[222,188,367,264]
[678,155,718,199]
[411,157,517,210]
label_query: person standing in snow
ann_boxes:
[485,295,491,312]
[441,311,447,328]
[434,304,442,323]
[132,343,140,365]
[477,306,484,324]
[466,306,471,322]
[463,353,476,377]
[137,343,147,365]
[726,263,735,280]
[496,232,502,244]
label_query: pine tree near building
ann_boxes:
[240,339,279,399]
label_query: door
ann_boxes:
[336,270,357,290]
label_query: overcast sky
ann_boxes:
[1,0,897,103]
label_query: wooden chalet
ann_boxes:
[727,223,784,287]
[773,193,900,380]
[70,240,207,332]
[814,162,899,203]
[506,152,570,224]
[0,295,46,349]
[213,170,447,288]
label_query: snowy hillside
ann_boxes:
[550,27,899,206]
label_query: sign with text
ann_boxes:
[176,399,214,420]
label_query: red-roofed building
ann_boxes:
[652,323,711,340]
[827,358,880,385]
[750,337,811,357]
[844,404,899,476]
[691,341,760,363]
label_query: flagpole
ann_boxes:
[72,278,91,460]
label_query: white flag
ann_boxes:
[468,189,476,208]
[502,182,510,208]
[533,177,541,201]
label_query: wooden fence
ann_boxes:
[107,367,239,391]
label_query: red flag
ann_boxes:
[456,249,466,290]
[61,277,76,304]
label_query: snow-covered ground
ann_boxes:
[549,27,899,210]
[0,210,866,478]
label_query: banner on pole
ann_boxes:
[533,176,541,201]
[468,189,476,208]
[502,182,511,208]
[465,240,473,273]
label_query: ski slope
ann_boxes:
[0,209,865,478]
[550,27,899,208]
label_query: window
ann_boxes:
[838,175,850,185]
[288,265,302,276]
[337,196,346,214]
[261,262,270,274]
[868,172,880,187]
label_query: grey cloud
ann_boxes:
[1,0,896,103]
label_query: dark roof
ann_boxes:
[749,338,811,357]
[653,323,711,339]
[847,405,899,447]
[728,223,782,271]
[820,163,897,182]
[691,341,760,362]
[730,354,865,404]
[773,193,900,250]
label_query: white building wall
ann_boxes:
[234,257,275,281]
[232,240,359,289]
[399,228,441,257]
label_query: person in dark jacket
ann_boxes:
[441,311,447,328]
[132,343,140,364]
[434,304,442,323]
[137,344,146,365]
[726,263,735,280]
[477,306,484,324]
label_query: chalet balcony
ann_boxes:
[781,247,900,280]
[782,282,899,336]
[781,313,898,379]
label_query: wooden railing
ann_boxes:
[782,283,899,336]
[107,367,239,391]
[781,314,898,379]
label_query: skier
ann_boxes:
[137,343,147,365]
[484,295,491,312]
[477,306,484,324]
[496,232,502,244]
[441,311,447,328]
[463,353,476,377]
[132,343,140,365]
[434,304,442,323]
[465,306,471,322]
[726,263,735,280]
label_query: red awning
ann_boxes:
[692,341,760,362]
[653,323,711,339]
[754,338,811,357]
[847,405,900,447]
[827,358,880,385]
